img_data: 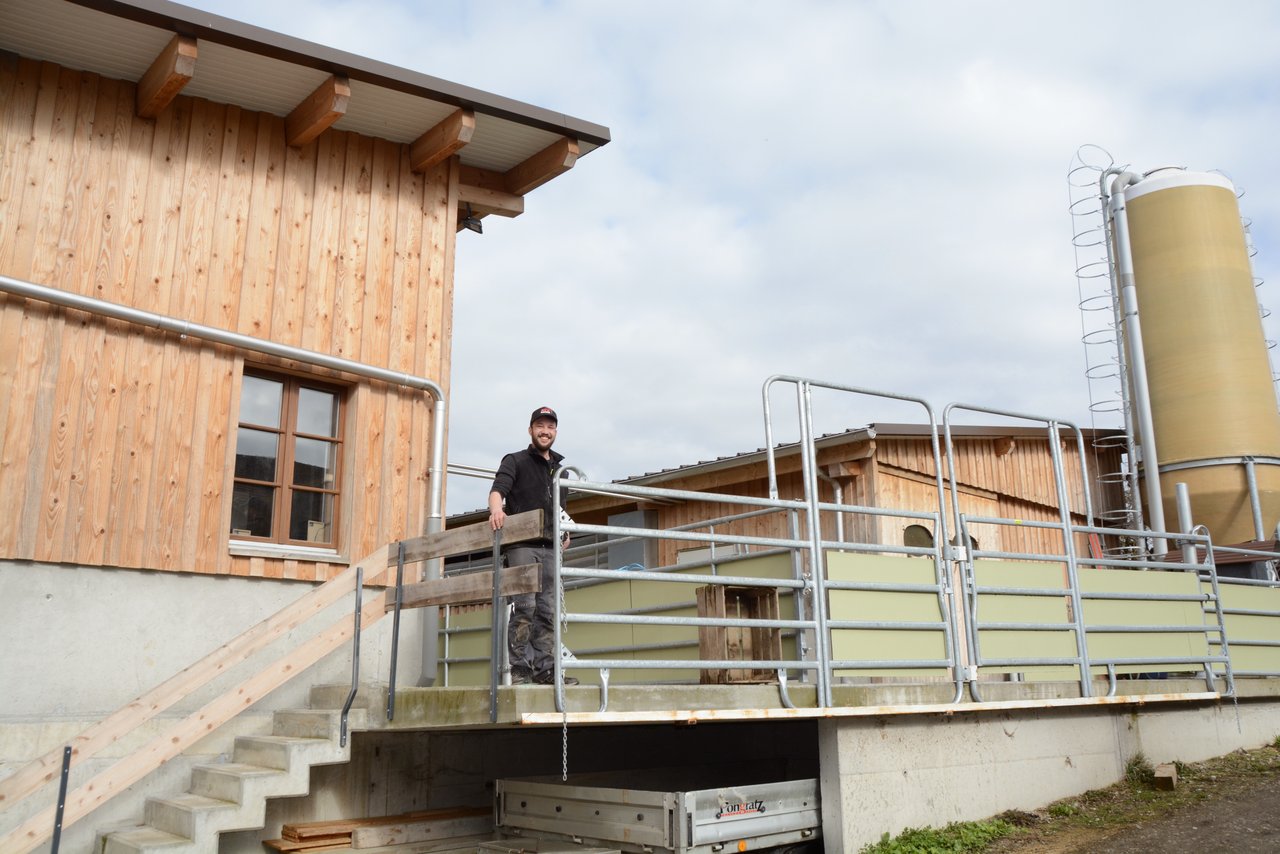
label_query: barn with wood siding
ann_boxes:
[561,423,1126,567]
[0,0,608,849]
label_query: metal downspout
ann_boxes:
[0,273,449,686]
[1107,173,1169,554]
[1098,167,1147,541]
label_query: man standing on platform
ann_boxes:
[488,406,578,685]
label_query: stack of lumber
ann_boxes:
[264,806,492,852]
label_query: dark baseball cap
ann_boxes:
[530,406,558,425]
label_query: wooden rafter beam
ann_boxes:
[451,135,579,229]
[285,74,350,147]
[504,136,579,196]
[410,108,475,172]
[458,183,524,218]
[136,34,197,118]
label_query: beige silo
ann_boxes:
[1124,170,1280,544]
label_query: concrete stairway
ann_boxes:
[95,704,369,853]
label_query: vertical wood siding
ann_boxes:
[0,57,454,580]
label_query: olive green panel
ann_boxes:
[827,552,950,677]
[1210,581,1280,675]
[437,554,799,686]
[971,561,1219,680]
[1078,568,1209,672]
[973,560,1079,679]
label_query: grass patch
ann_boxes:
[860,819,1015,853]
[985,742,1280,852]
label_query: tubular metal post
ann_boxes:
[1048,421,1094,697]
[1176,483,1197,565]
[489,528,504,724]
[796,382,834,707]
[386,541,405,721]
[1109,174,1169,551]
[1245,458,1266,541]
[49,746,71,854]
[340,565,364,748]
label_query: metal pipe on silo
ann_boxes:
[1108,171,1169,553]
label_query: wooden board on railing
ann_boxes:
[390,563,540,610]
[394,510,543,566]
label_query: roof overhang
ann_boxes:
[0,0,610,223]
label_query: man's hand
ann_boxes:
[489,507,506,531]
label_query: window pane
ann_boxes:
[230,482,275,537]
[235,427,279,481]
[240,375,283,428]
[293,437,338,488]
[297,387,339,437]
[290,490,335,544]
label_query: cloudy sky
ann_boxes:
[188,0,1280,513]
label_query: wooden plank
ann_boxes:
[392,563,539,610]
[334,133,373,359]
[0,58,39,471]
[204,105,255,331]
[407,159,450,545]
[284,807,478,839]
[269,133,317,348]
[0,554,392,854]
[285,809,450,834]
[75,76,132,565]
[361,137,398,367]
[264,839,349,852]
[235,112,285,338]
[101,84,157,567]
[359,389,387,560]
[300,129,344,354]
[0,544,388,815]
[13,65,80,560]
[351,812,492,848]
[383,150,424,540]
[409,108,474,173]
[119,95,190,568]
[396,510,543,565]
[285,73,349,147]
[136,34,196,118]
[37,70,101,561]
[170,98,223,569]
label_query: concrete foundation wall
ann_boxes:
[0,559,425,853]
[819,697,1280,853]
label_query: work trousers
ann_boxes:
[504,544,557,679]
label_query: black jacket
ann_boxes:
[490,445,567,543]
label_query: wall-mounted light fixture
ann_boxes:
[461,203,483,234]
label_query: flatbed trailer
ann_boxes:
[487,768,821,853]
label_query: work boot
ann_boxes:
[533,670,578,686]
[510,669,533,685]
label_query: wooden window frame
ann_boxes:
[231,369,346,549]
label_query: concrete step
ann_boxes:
[144,793,238,840]
[97,824,193,853]
[231,733,346,770]
[188,761,282,804]
[273,706,368,739]
[95,695,369,853]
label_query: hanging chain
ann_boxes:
[558,706,568,783]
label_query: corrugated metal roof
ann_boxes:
[0,0,609,174]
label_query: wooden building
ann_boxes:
[0,0,608,581]
[0,2,608,849]
[563,423,1126,565]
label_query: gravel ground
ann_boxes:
[988,743,1280,854]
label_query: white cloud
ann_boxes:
[188,0,1280,513]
